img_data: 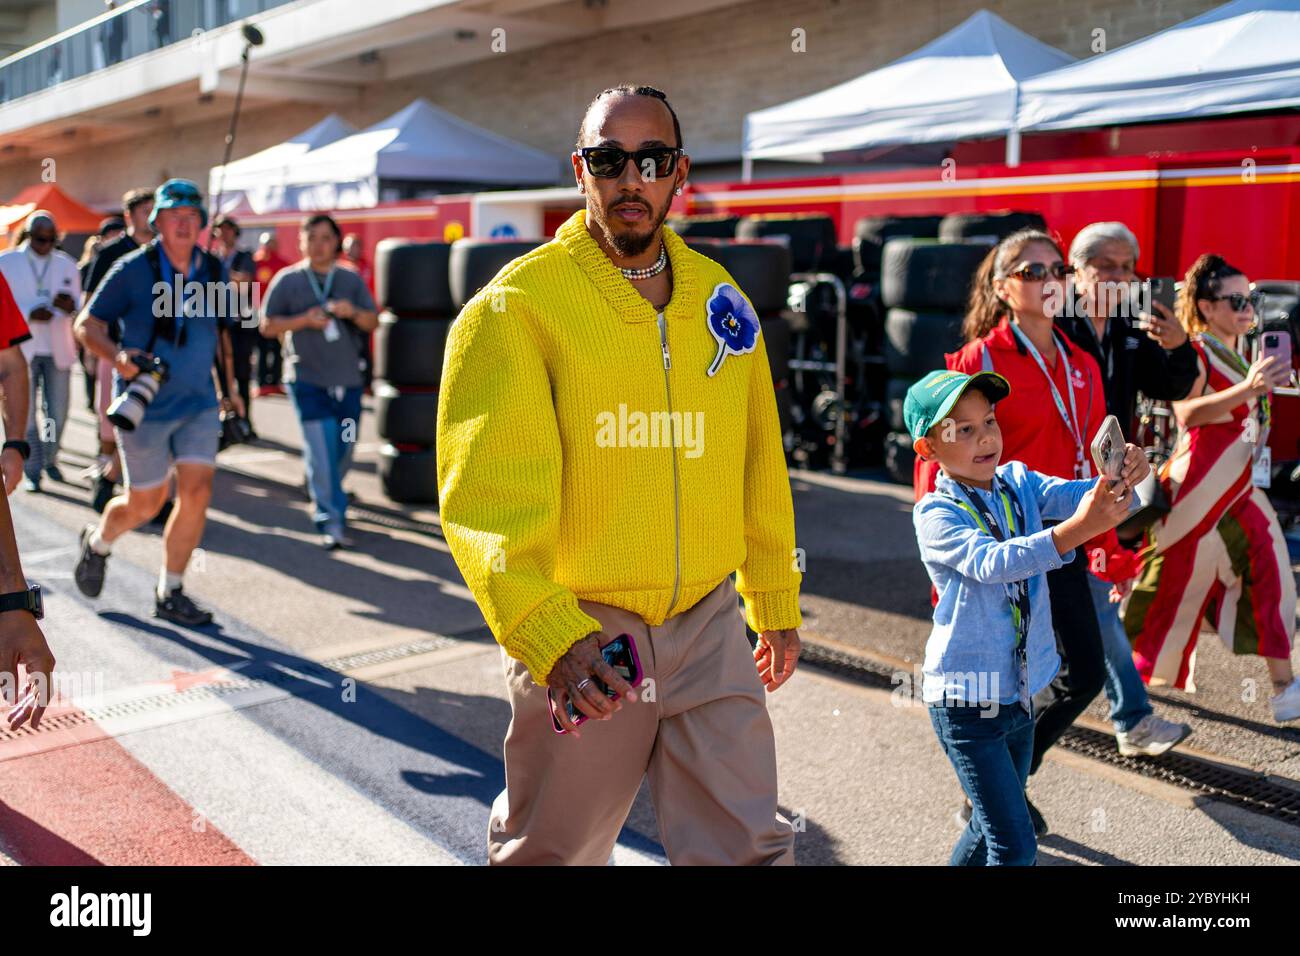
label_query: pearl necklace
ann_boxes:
[619,243,667,281]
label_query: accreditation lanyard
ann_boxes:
[949,477,1034,717]
[1010,322,1089,478]
[26,249,52,300]
[305,266,336,310]
[158,247,204,344]
[1201,331,1270,456]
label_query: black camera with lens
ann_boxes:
[219,409,255,451]
[107,354,170,431]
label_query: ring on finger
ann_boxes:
[576,678,592,691]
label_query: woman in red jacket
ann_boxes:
[919,229,1108,836]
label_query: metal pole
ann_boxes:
[1005,85,1022,168]
[208,41,253,249]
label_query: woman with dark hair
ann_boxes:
[1123,254,1299,721]
[259,214,378,550]
[919,229,1109,835]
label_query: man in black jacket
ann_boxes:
[84,188,155,512]
[85,189,154,298]
[1057,220,1196,761]
[1059,221,1199,430]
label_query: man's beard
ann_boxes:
[594,195,670,258]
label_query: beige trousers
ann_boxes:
[488,576,795,865]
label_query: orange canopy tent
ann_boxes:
[0,183,109,249]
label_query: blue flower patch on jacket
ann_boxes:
[705,282,760,377]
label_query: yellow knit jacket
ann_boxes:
[436,210,802,684]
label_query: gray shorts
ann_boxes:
[116,411,221,490]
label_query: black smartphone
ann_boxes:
[1140,277,1177,327]
[548,633,644,734]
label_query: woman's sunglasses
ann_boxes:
[579,146,683,180]
[1208,290,1263,312]
[1004,262,1073,282]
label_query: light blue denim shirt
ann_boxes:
[913,460,1099,705]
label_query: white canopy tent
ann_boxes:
[209,114,356,216]
[267,98,562,210]
[740,10,1074,178]
[1017,0,1300,132]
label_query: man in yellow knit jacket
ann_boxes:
[437,86,802,865]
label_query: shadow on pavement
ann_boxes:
[1037,835,1134,866]
[99,611,665,863]
[0,801,103,866]
[194,469,478,636]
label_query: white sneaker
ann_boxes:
[321,531,355,551]
[1270,678,1300,723]
[1116,714,1192,757]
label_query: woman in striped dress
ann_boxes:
[1123,254,1300,721]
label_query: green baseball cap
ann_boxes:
[903,369,1011,441]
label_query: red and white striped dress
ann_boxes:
[1123,335,1296,691]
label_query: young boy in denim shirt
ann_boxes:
[907,369,1148,865]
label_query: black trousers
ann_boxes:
[231,325,259,409]
[1030,547,1107,775]
[257,336,282,387]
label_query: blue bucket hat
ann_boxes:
[149,178,208,229]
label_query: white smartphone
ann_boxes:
[1090,414,1127,484]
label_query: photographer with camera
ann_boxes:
[72,179,243,626]
[0,275,33,496]
[260,214,376,550]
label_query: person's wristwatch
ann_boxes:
[1,440,30,461]
[0,584,43,620]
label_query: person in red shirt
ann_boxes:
[252,232,291,396]
[340,234,373,293]
[0,273,33,495]
[0,275,54,732]
[915,229,1108,837]
[339,233,375,389]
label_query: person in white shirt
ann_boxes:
[0,211,82,492]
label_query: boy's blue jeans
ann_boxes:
[288,381,363,536]
[1089,574,1153,733]
[929,702,1037,866]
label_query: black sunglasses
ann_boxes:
[579,146,682,180]
[1209,290,1263,312]
[28,232,55,245]
[1005,261,1072,282]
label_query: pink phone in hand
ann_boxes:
[548,633,644,734]
[1261,331,1297,394]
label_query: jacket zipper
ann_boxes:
[657,310,682,614]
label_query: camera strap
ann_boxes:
[144,242,221,351]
